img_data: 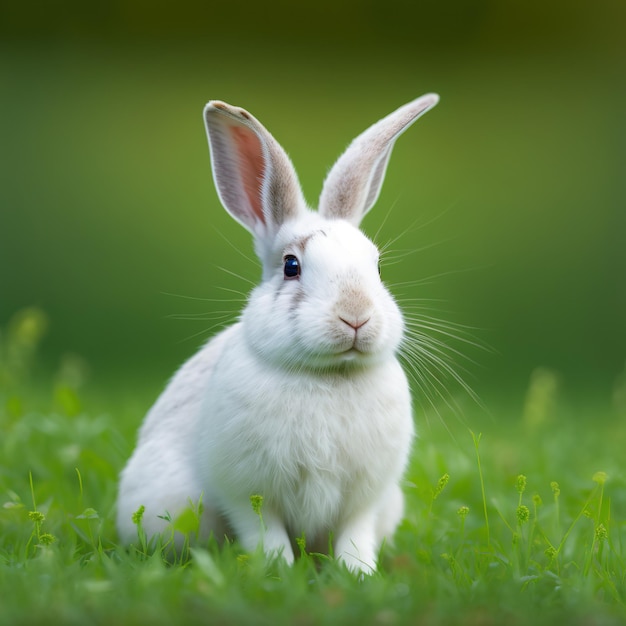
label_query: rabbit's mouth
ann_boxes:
[335,346,372,365]
[333,335,365,358]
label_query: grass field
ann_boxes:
[1,311,625,625]
[1,1,624,622]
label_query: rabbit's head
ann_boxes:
[203,95,439,371]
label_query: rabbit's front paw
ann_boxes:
[335,530,377,576]
[262,525,295,566]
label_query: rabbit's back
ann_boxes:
[116,325,237,543]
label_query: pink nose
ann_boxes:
[340,317,370,331]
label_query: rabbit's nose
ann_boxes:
[339,316,370,331]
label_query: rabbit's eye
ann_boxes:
[283,255,301,279]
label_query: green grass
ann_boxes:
[1,311,626,625]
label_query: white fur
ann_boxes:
[117,94,439,574]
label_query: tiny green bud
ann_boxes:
[457,506,470,519]
[296,534,307,553]
[516,474,527,494]
[28,511,45,523]
[250,494,264,517]
[131,505,145,525]
[76,507,99,520]
[592,471,608,485]
[38,533,56,546]
[550,481,560,497]
[433,473,449,500]
[595,523,608,541]
[516,505,530,524]
[545,546,558,560]
[532,494,542,507]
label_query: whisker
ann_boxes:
[372,197,399,244]
[216,265,257,286]
[161,289,247,305]
[387,265,488,290]
[378,216,427,255]
[376,198,462,254]
[404,318,490,354]
[402,330,484,410]
[216,285,250,299]
[380,238,455,264]
[395,297,452,310]
[161,291,230,303]
[211,226,258,267]
[166,311,235,321]
[401,347,472,420]
[161,280,245,346]
[175,319,235,346]
[409,338,480,402]
[404,334,481,377]
[397,349,463,441]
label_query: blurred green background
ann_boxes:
[1,1,624,413]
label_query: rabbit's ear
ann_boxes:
[204,101,306,238]
[318,94,439,226]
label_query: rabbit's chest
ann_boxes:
[247,395,397,530]
[204,361,413,530]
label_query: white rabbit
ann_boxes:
[116,94,439,574]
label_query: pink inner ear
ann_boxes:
[231,126,266,225]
